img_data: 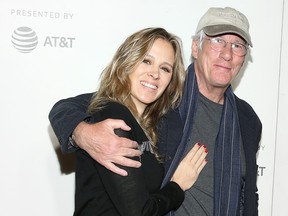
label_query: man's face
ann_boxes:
[192,34,246,93]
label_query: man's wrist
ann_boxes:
[69,135,79,149]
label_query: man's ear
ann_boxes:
[191,40,199,59]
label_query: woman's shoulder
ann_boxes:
[91,101,136,124]
[101,101,128,110]
[102,101,133,116]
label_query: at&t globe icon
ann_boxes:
[11,26,38,53]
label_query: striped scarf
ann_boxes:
[163,63,242,215]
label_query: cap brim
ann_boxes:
[203,25,252,47]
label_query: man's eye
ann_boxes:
[213,38,223,43]
[233,43,243,49]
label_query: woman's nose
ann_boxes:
[148,68,160,79]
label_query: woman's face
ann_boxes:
[129,38,175,115]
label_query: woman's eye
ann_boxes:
[162,67,171,73]
[143,59,151,64]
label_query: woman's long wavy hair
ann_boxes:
[88,27,186,158]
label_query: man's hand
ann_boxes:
[72,119,142,176]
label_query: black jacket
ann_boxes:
[157,95,261,216]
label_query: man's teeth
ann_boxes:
[141,82,157,89]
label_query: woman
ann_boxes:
[74,27,208,216]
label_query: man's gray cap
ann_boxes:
[196,7,252,47]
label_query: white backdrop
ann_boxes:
[1,0,287,215]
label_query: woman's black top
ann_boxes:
[74,102,184,216]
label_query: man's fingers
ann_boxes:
[117,147,142,157]
[106,119,131,131]
[102,156,142,177]
[113,155,142,168]
[104,162,128,176]
[103,137,141,156]
[118,137,139,149]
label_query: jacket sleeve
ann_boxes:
[236,96,262,216]
[48,93,94,153]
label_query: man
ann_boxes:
[49,7,262,216]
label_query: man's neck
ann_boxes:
[193,64,227,104]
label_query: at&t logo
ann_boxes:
[11,26,76,53]
[11,26,38,53]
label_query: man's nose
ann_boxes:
[220,43,233,60]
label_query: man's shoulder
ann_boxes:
[234,95,255,112]
[234,95,261,125]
